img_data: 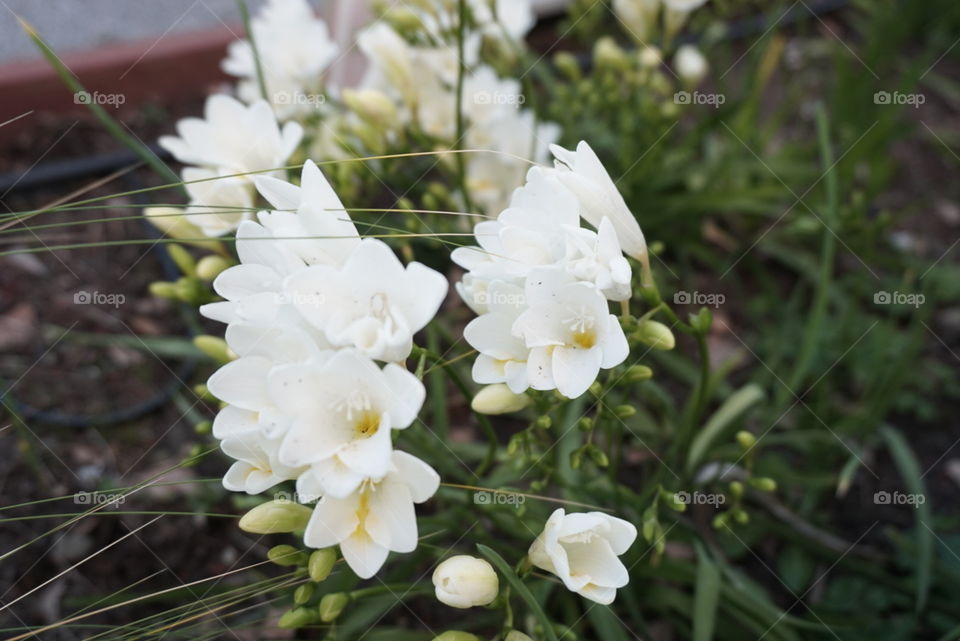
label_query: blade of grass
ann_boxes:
[477,544,559,641]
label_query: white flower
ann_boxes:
[357,23,418,110]
[160,94,302,180]
[513,269,629,398]
[673,44,708,87]
[612,0,661,42]
[303,451,440,579]
[267,350,426,496]
[463,280,530,393]
[221,430,304,494]
[662,0,709,11]
[433,555,499,608]
[528,508,637,605]
[548,141,648,266]
[563,218,633,301]
[285,238,449,362]
[199,160,359,328]
[469,0,534,41]
[180,167,255,237]
[662,0,709,38]
[222,0,338,119]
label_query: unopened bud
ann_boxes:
[534,415,552,429]
[342,88,399,129]
[294,584,315,605]
[308,548,337,582]
[553,51,581,81]
[278,606,317,629]
[613,404,637,419]
[594,37,628,72]
[196,255,232,281]
[624,365,654,382]
[194,420,211,435]
[144,207,220,251]
[736,431,757,450]
[268,545,303,566]
[319,593,349,622]
[729,481,744,498]
[749,477,777,492]
[166,244,196,277]
[505,632,535,641]
[240,500,312,534]
[432,632,481,641]
[471,384,531,415]
[636,320,676,350]
[148,281,179,299]
[193,335,233,364]
[674,44,709,88]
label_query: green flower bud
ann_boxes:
[195,255,232,281]
[174,276,205,303]
[193,335,233,364]
[166,243,196,277]
[240,500,313,535]
[194,420,211,435]
[577,417,593,432]
[729,481,744,498]
[589,381,603,396]
[712,512,729,530]
[733,509,750,525]
[624,365,654,382]
[432,632,481,641]
[267,545,303,566]
[534,415,552,429]
[553,51,582,81]
[587,445,609,468]
[505,632,534,641]
[148,281,179,300]
[294,584,315,605]
[636,320,676,350]
[736,431,757,450]
[569,449,583,470]
[613,404,637,419]
[319,593,349,622]
[594,37,628,72]
[749,478,777,492]
[278,606,317,629]
[308,548,337,582]
[342,88,399,129]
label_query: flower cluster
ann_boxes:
[202,159,448,579]
[454,141,647,399]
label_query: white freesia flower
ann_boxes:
[433,555,499,608]
[662,0,709,38]
[612,0,661,42]
[221,430,305,494]
[181,167,255,237]
[160,94,302,180]
[285,238,449,362]
[463,280,529,393]
[357,22,418,111]
[199,160,359,328]
[470,0,535,41]
[303,451,440,579]
[513,269,629,398]
[529,508,638,605]
[222,0,338,119]
[548,141,648,269]
[267,350,426,496]
[563,218,633,302]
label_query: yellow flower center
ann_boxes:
[572,328,597,349]
[352,410,381,439]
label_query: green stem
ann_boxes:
[236,0,269,101]
[454,0,474,213]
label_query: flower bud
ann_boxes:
[553,51,581,81]
[239,500,313,534]
[749,477,777,492]
[193,335,233,364]
[638,45,663,69]
[613,404,637,419]
[674,44,709,88]
[194,420,211,435]
[636,320,676,350]
[342,88,399,129]
[505,632,535,641]
[471,384,531,415]
[294,584,315,605]
[534,415,552,429]
[148,281,179,300]
[318,593,349,622]
[432,555,499,609]
[196,255,232,281]
[432,632,481,641]
[166,243,196,277]
[278,606,318,629]
[624,365,654,382]
[308,548,337,582]
[144,207,221,251]
[268,545,303,566]
[594,37,628,72]
[736,431,757,450]
[729,481,744,498]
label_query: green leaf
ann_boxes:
[687,383,765,473]
[476,544,559,641]
[692,544,720,641]
[879,425,932,613]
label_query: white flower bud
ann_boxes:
[471,384,531,415]
[342,88,399,129]
[432,555,499,608]
[674,45,708,87]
